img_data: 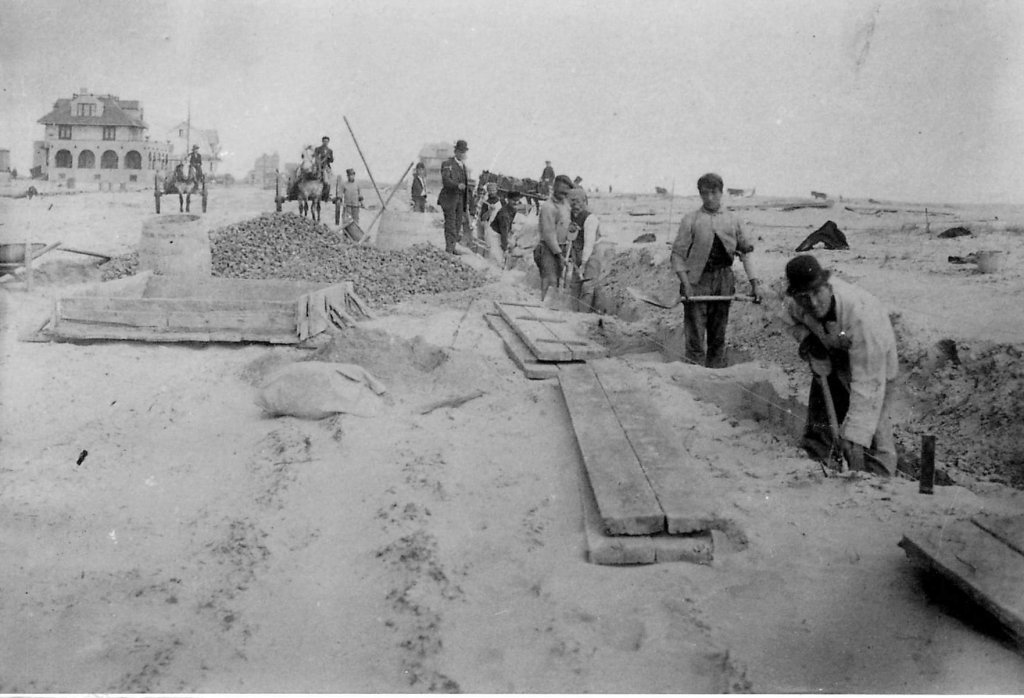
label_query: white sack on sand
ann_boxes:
[256,362,387,419]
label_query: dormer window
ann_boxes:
[76,103,96,117]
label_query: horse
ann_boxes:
[169,162,200,212]
[293,149,324,221]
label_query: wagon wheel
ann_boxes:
[201,182,208,213]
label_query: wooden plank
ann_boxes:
[495,302,607,362]
[143,275,329,300]
[47,323,297,344]
[483,313,560,380]
[59,296,295,314]
[496,302,572,361]
[577,452,712,566]
[591,358,726,534]
[57,304,294,332]
[559,363,664,535]
[972,514,1024,558]
[900,521,1024,645]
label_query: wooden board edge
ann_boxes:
[484,313,559,380]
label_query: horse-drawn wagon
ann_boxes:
[273,168,340,224]
[154,163,207,214]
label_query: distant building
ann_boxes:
[166,121,221,174]
[418,142,455,193]
[247,153,280,189]
[0,149,10,172]
[35,88,172,189]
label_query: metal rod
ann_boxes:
[343,116,386,209]
[919,434,936,494]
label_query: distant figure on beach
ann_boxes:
[670,172,762,368]
[540,160,555,196]
[437,140,471,255]
[781,254,898,476]
[411,162,427,212]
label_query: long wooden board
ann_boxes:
[559,363,664,535]
[494,301,607,362]
[576,444,712,565]
[483,313,559,380]
[900,519,1024,646]
[591,358,725,534]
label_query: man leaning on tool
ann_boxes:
[438,140,471,255]
[670,172,762,368]
[781,254,898,476]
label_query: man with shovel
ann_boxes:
[781,254,898,475]
[670,173,762,368]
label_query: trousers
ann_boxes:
[442,205,465,253]
[682,266,735,368]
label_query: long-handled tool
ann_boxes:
[626,286,756,309]
[809,356,848,474]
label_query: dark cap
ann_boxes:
[322,136,330,141]
[454,139,469,152]
[191,145,199,150]
[785,254,831,295]
[346,168,356,175]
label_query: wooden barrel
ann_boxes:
[138,214,212,277]
[373,209,443,251]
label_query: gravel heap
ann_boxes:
[208,213,489,305]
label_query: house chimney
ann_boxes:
[79,87,88,95]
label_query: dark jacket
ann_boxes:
[411,174,426,198]
[437,156,469,212]
[313,145,334,169]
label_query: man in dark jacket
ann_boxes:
[188,145,204,184]
[313,136,334,200]
[437,140,470,254]
[410,162,427,212]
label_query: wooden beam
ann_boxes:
[483,313,560,380]
[559,363,664,535]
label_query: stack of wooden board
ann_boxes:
[48,271,371,344]
[559,359,729,565]
[485,301,608,379]
[900,513,1024,648]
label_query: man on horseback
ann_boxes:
[313,136,334,200]
[188,145,204,185]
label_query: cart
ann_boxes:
[154,172,207,214]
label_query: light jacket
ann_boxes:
[670,207,753,284]
[781,277,898,446]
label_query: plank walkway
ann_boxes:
[900,514,1024,647]
[484,313,559,380]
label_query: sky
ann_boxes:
[1,0,1023,203]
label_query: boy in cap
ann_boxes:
[411,162,427,212]
[670,172,761,368]
[781,254,899,475]
[491,190,522,265]
[340,168,363,224]
[534,174,574,303]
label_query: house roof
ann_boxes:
[37,96,148,128]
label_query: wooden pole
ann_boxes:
[24,239,33,291]
[343,116,386,209]
[359,162,415,246]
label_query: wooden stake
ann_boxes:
[343,116,386,209]
[920,434,936,494]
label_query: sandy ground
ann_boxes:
[2,183,1024,693]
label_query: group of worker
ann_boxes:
[428,139,899,480]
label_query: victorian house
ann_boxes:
[35,89,172,189]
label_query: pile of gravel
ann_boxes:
[209,213,489,305]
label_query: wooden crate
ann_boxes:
[49,271,370,344]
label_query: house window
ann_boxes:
[78,150,96,168]
[100,150,118,169]
[103,126,116,141]
[179,129,185,137]
[129,174,138,182]
[58,125,72,139]
[124,151,142,169]
[76,103,96,117]
[55,150,73,168]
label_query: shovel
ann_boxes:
[809,356,850,475]
[626,286,756,309]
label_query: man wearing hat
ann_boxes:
[313,136,334,199]
[670,172,762,368]
[340,167,363,224]
[437,140,471,254]
[781,254,899,475]
[188,145,204,184]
